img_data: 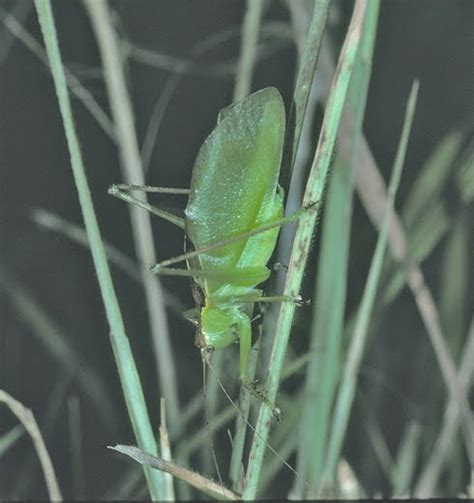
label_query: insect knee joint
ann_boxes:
[304,200,320,212]
[292,294,311,307]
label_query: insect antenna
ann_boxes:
[206,360,301,480]
[201,349,224,487]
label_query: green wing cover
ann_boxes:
[185,87,285,273]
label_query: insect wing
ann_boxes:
[185,87,285,273]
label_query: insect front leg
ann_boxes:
[108,184,186,229]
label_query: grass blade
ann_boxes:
[0,6,115,140]
[293,1,379,496]
[321,81,419,488]
[30,208,184,313]
[0,425,24,458]
[109,445,240,501]
[83,0,179,431]
[391,421,420,497]
[414,318,474,498]
[402,130,464,229]
[34,0,165,498]
[455,140,474,203]
[67,396,85,500]
[0,267,117,426]
[233,0,264,102]
[242,1,369,498]
[439,209,470,358]
[0,390,62,501]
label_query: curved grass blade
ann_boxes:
[109,445,240,501]
[0,390,62,501]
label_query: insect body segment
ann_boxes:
[185,87,286,375]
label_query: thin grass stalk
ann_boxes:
[414,317,474,498]
[0,267,117,426]
[141,22,293,175]
[321,81,420,489]
[31,208,142,283]
[159,399,175,500]
[261,1,328,374]
[12,371,74,498]
[391,420,420,496]
[262,0,331,369]
[0,390,62,501]
[0,425,24,458]
[0,0,32,64]
[67,396,85,500]
[30,208,184,315]
[233,0,264,102]
[110,445,240,501]
[281,0,331,190]
[317,28,474,461]
[34,0,165,498]
[294,1,379,496]
[242,2,368,498]
[83,0,179,429]
[0,7,115,140]
[364,412,394,480]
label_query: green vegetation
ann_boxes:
[0,0,472,500]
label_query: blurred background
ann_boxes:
[0,0,472,499]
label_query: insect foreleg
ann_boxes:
[112,183,190,195]
[108,184,185,229]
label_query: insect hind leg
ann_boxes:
[151,200,320,272]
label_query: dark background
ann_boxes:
[0,0,472,498]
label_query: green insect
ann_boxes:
[110,87,310,379]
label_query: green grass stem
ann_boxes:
[280,0,331,191]
[83,0,179,431]
[67,396,85,499]
[321,81,420,488]
[242,1,369,498]
[34,0,166,498]
[293,1,379,496]
[233,0,264,102]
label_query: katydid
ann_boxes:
[109,87,313,380]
